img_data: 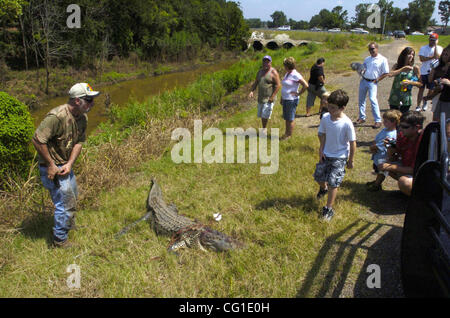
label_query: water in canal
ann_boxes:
[32,60,236,135]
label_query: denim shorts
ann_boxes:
[281,98,299,121]
[313,157,347,188]
[257,102,274,119]
[420,74,435,89]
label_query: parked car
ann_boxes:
[310,27,322,32]
[350,28,369,34]
[394,30,406,38]
[277,25,291,31]
[411,31,424,35]
[328,28,341,33]
[386,31,394,37]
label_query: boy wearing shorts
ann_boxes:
[366,109,402,191]
[313,89,356,221]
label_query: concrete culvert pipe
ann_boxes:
[252,41,263,51]
[266,41,279,50]
[282,42,294,49]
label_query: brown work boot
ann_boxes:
[52,239,73,249]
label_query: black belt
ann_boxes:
[363,77,376,82]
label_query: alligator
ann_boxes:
[116,179,242,252]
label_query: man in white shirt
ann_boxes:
[416,33,443,111]
[355,42,390,129]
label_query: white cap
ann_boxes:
[69,83,100,98]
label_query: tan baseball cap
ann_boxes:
[69,83,100,98]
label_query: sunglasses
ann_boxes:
[399,124,412,129]
[369,47,376,51]
[81,97,94,103]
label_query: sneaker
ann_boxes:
[316,187,328,199]
[415,106,422,112]
[354,118,366,125]
[422,102,428,111]
[321,206,335,221]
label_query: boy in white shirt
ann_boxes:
[313,89,356,221]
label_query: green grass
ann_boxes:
[0,104,395,298]
[0,39,400,297]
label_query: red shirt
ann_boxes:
[396,131,423,168]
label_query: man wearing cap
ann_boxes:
[417,33,443,111]
[355,42,390,129]
[32,83,100,248]
[248,55,281,132]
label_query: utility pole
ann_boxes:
[381,10,387,39]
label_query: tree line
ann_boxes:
[247,0,449,33]
[0,0,249,74]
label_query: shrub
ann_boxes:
[0,92,35,184]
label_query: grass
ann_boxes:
[0,36,401,297]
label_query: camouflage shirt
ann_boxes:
[34,104,87,165]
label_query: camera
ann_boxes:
[386,138,396,148]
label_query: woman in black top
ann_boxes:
[306,58,328,117]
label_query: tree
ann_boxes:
[331,6,348,28]
[270,10,287,28]
[0,0,24,20]
[353,3,371,26]
[439,1,450,31]
[245,18,262,28]
[408,0,436,31]
[288,19,309,30]
[309,9,340,29]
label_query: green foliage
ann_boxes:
[439,0,450,28]
[269,11,288,28]
[0,91,34,183]
[3,0,249,70]
[408,0,436,32]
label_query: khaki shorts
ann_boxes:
[306,84,327,108]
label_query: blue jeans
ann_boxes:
[282,98,299,121]
[39,165,78,242]
[358,79,381,123]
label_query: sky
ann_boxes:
[236,0,442,24]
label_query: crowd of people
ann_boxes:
[248,33,449,221]
[32,34,449,248]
